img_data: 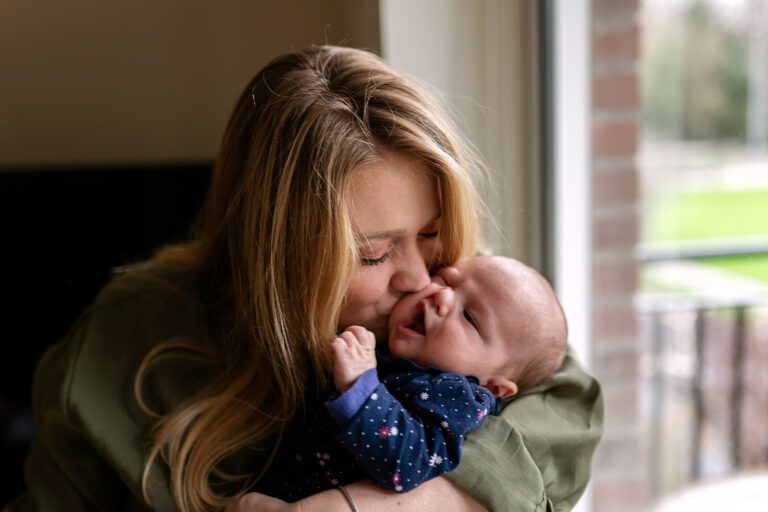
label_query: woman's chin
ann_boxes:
[368,326,387,342]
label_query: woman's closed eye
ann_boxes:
[419,230,439,239]
[360,252,391,266]
[358,239,394,266]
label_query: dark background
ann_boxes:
[0,164,211,504]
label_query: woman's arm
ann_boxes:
[445,347,604,511]
[340,479,487,511]
[6,310,176,512]
[227,478,487,512]
[229,348,601,512]
[8,268,212,512]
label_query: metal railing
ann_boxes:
[636,242,768,498]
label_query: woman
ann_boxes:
[7,46,602,512]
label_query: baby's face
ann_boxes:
[387,257,517,385]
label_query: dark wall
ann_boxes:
[0,164,211,504]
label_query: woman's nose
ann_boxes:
[390,245,431,292]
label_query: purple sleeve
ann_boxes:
[325,368,380,425]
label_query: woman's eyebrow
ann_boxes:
[360,229,404,240]
[359,214,441,241]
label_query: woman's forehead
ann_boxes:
[349,155,439,234]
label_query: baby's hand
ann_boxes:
[332,325,377,393]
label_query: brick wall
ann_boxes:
[590,0,645,511]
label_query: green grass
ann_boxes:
[646,187,768,285]
[704,255,768,281]
[649,188,768,242]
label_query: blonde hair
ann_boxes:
[135,45,484,511]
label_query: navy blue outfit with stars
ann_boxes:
[251,352,498,501]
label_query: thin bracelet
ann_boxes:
[336,485,360,512]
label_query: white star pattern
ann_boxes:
[298,370,485,495]
[428,453,443,467]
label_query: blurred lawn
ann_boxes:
[648,187,768,283]
[704,256,768,282]
[652,188,768,241]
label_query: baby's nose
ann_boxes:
[434,287,455,317]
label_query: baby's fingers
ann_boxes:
[345,325,376,349]
[337,329,361,348]
[331,336,352,361]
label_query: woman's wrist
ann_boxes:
[342,478,487,512]
[292,487,356,512]
[336,485,360,512]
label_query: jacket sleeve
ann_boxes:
[4,269,204,512]
[326,371,496,493]
[445,348,604,512]
[4,312,163,512]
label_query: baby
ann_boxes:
[326,255,568,492]
[252,255,567,500]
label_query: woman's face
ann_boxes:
[338,151,441,341]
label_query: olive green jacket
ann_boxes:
[5,263,603,512]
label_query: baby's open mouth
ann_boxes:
[408,312,426,335]
[406,300,428,335]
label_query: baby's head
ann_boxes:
[388,256,567,398]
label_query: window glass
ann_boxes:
[640,0,768,505]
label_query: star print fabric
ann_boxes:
[325,356,498,493]
[249,356,498,501]
[248,401,364,502]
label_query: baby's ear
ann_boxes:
[483,377,518,399]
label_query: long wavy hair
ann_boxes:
[134,45,484,511]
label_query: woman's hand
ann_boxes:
[226,488,357,512]
[224,479,487,512]
[225,492,297,512]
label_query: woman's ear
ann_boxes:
[483,377,518,399]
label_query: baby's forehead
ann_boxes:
[465,257,551,319]
[459,260,519,322]
[464,257,518,289]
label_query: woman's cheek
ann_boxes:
[339,267,388,326]
[421,238,440,272]
[364,270,392,310]
[348,266,386,302]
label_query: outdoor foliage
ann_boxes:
[643,0,749,141]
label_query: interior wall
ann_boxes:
[0,0,380,167]
[380,0,541,265]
